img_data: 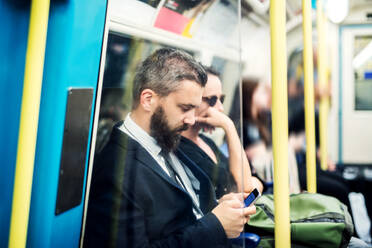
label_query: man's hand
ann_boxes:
[218,192,248,203]
[212,193,256,238]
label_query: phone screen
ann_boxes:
[244,188,260,207]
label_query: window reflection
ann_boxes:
[95,32,195,153]
[85,47,255,247]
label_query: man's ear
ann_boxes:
[140,89,157,112]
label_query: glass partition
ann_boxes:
[83,0,251,246]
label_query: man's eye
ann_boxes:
[181,106,191,112]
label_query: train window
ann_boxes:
[353,35,372,111]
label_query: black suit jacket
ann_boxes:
[84,124,229,247]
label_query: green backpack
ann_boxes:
[247,193,354,248]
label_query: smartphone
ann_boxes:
[244,188,260,207]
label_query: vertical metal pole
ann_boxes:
[302,0,317,193]
[270,1,291,247]
[317,0,329,171]
[8,0,50,247]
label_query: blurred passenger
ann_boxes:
[241,78,271,158]
[241,78,352,202]
[241,77,352,218]
[84,48,256,247]
[241,78,301,194]
[179,67,263,200]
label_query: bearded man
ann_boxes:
[84,48,255,248]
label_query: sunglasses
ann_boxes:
[202,95,225,107]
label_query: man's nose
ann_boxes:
[216,99,224,112]
[184,111,196,126]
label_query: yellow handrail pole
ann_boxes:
[8,0,50,247]
[270,1,291,247]
[302,0,317,193]
[317,0,329,171]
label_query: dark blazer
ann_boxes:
[84,124,229,248]
[178,135,237,199]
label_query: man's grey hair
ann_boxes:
[132,48,207,109]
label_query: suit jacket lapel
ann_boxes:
[110,126,188,193]
[135,148,186,191]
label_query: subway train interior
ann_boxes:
[1,0,372,247]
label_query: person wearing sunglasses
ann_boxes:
[179,67,263,199]
[203,94,225,108]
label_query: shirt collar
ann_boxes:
[119,113,162,157]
